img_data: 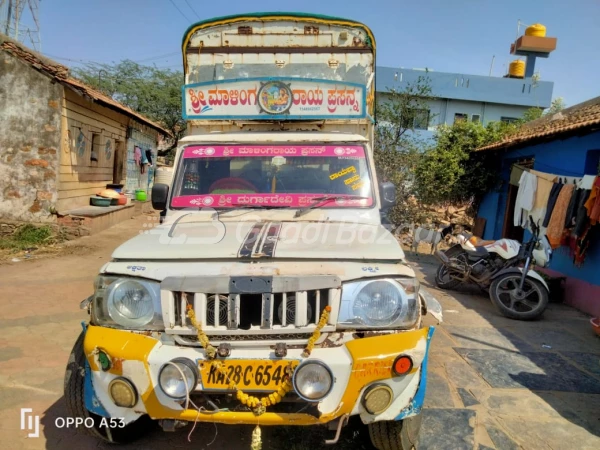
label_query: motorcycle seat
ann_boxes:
[468,237,496,247]
[465,246,490,258]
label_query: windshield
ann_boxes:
[170,145,373,209]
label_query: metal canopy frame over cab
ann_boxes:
[180,12,376,125]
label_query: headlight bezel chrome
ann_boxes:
[91,275,163,330]
[292,359,334,402]
[158,358,199,400]
[337,277,420,329]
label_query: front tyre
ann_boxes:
[434,246,465,290]
[489,275,549,320]
[64,332,154,443]
[368,415,422,450]
[435,264,461,290]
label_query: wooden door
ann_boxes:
[113,140,124,184]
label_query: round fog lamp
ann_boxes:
[362,384,394,415]
[108,377,138,408]
[293,360,333,402]
[158,358,198,399]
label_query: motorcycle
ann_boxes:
[434,217,552,320]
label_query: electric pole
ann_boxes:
[0,0,42,51]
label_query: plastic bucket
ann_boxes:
[135,190,147,202]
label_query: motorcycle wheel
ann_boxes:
[489,275,549,320]
[435,264,461,289]
[435,247,465,290]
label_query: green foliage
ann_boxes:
[519,97,566,125]
[415,120,513,209]
[374,75,436,224]
[521,107,544,122]
[0,224,53,251]
[547,97,566,115]
[72,61,184,147]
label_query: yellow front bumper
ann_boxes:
[83,325,433,426]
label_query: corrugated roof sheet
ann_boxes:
[0,34,170,136]
[477,96,600,152]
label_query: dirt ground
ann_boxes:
[0,214,599,449]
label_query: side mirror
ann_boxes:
[151,183,169,211]
[379,182,396,210]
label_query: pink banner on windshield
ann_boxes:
[172,194,373,208]
[183,145,366,158]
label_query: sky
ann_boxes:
[21,0,600,106]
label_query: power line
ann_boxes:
[135,51,180,63]
[41,52,102,65]
[167,0,191,23]
[183,0,201,20]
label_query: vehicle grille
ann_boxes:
[162,278,340,336]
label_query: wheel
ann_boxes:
[64,332,154,443]
[368,415,422,450]
[434,246,465,290]
[435,264,461,290]
[489,275,549,320]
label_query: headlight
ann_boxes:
[159,358,199,399]
[337,278,419,329]
[292,360,333,401]
[91,276,163,329]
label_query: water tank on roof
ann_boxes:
[525,23,546,37]
[509,60,526,78]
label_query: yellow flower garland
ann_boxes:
[186,304,331,449]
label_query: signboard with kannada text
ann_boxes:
[183,77,366,120]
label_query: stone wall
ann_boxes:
[0,51,63,222]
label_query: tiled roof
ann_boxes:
[0,34,170,136]
[477,96,600,151]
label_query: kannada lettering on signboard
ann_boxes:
[183,78,366,119]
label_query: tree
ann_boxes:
[374,75,436,225]
[521,107,544,122]
[72,61,184,149]
[546,97,566,115]
[520,97,566,125]
[414,120,514,213]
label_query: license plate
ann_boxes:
[199,359,292,391]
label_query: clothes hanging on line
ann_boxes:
[509,164,527,187]
[579,174,597,190]
[529,170,557,229]
[134,146,142,166]
[531,170,557,210]
[542,181,563,227]
[574,223,592,267]
[145,149,153,166]
[514,170,537,227]
[546,183,575,249]
[574,189,592,237]
[564,188,583,229]
[584,176,600,225]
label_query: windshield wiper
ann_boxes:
[294,196,369,218]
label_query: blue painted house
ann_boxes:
[477,96,600,317]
